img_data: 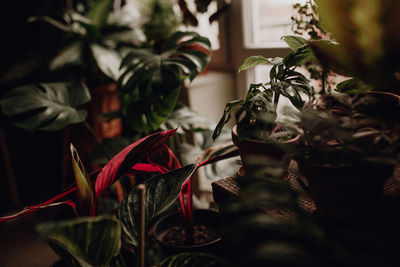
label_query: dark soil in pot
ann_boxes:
[152,209,221,255]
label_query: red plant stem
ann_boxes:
[179,177,194,241]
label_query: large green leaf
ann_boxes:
[159,253,231,267]
[90,44,122,81]
[36,216,121,267]
[118,164,197,247]
[119,31,211,132]
[50,41,83,71]
[0,82,91,131]
[281,35,307,50]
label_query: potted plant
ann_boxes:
[295,92,400,220]
[212,41,312,174]
[287,0,400,222]
[0,127,237,266]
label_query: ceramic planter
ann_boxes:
[152,209,221,255]
[232,125,299,175]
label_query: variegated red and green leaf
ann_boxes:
[95,128,178,196]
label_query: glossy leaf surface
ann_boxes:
[36,215,121,266]
[0,82,91,131]
[118,164,197,247]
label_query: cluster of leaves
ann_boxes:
[212,36,312,142]
[296,92,400,167]
[30,0,141,84]
[118,31,211,132]
[0,127,238,266]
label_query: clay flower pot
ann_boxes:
[152,209,221,255]
[232,125,299,175]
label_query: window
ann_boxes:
[242,0,307,48]
[227,0,305,98]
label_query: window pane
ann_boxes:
[243,0,307,48]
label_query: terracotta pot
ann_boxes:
[152,209,221,255]
[298,160,394,220]
[232,125,299,175]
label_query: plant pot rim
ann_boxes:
[232,125,300,146]
[152,209,221,250]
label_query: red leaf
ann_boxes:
[0,187,78,223]
[130,163,165,174]
[147,143,181,172]
[95,128,178,196]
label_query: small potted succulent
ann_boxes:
[212,39,313,174]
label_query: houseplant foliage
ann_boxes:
[118,31,211,132]
[32,0,140,83]
[0,127,237,266]
[212,38,312,142]
[0,82,91,131]
[36,215,122,267]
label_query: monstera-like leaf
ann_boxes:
[36,216,121,267]
[119,31,211,132]
[118,164,197,247]
[0,82,91,131]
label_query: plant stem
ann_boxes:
[83,121,112,160]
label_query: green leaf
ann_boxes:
[282,35,307,50]
[49,42,83,71]
[159,253,231,267]
[160,104,216,133]
[86,0,113,28]
[119,31,211,132]
[90,44,122,81]
[70,144,94,216]
[238,56,269,73]
[212,99,243,141]
[336,78,372,95]
[307,39,351,75]
[118,164,197,247]
[0,82,91,131]
[36,216,121,267]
